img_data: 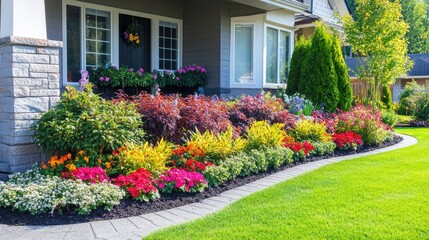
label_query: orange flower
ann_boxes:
[84,156,89,163]
[118,146,126,153]
[66,163,76,171]
[105,162,111,169]
[66,153,72,159]
[41,162,47,170]
[78,150,84,155]
[97,158,102,165]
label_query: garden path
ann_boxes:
[0,134,417,240]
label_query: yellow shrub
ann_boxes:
[118,139,172,177]
[188,127,247,164]
[245,121,287,149]
[291,119,331,142]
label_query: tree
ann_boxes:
[331,34,353,111]
[398,0,429,54]
[342,0,413,107]
[299,23,339,112]
[286,36,310,95]
[380,85,393,110]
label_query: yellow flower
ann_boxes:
[84,156,89,163]
[129,33,134,41]
[105,162,111,169]
[66,164,76,171]
[136,39,140,44]
[66,153,72,159]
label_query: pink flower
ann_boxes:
[129,68,134,72]
[99,76,105,81]
[139,68,144,73]
[105,77,110,82]
[175,77,180,81]
[152,74,158,80]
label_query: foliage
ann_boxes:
[245,121,287,150]
[397,81,422,115]
[291,119,331,142]
[187,127,247,164]
[170,158,213,173]
[155,65,208,88]
[169,144,213,173]
[299,23,339,112]
[342,0,412,106]
[157,169,208,193]
[398,0,429,54]
[310,141,337,156]
[332,131,363,150]
[89,64,153,88]
[282,93,315,116]
[380,85,393,110]
[0,168,124,215]
[32,84,144,158]
[331,34,353,111]
[283,141,315,161]
[203,165,230,187]
[113,168,160,202]
[335,104,391,145]
[311,111,337,133]
[61,166,110,184]
[117,140,172,177]
[412,85,429,123]
[381,109,398,127]
[286,36,310,95]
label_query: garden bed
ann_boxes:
[0,135,402,226]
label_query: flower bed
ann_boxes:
[0,86,396,221]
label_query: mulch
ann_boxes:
[0,136,403,226]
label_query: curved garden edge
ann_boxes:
[0,134,416,233]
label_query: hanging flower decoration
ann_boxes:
[123,19,142,46]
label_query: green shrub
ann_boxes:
[299,23,339,112]
[332,34,352,111]
[264,147,294,169]
[286,36,310,95]
[397,81,421,115]
[245,121,286,150]
[291,119,331,142]
[310,142,336,156]
[413,87,429,122]
[0,168,124,215]
[117,140,172,177]
[381,110,398,127]
[203,165,229,187]
[32,85,145,158]
[380,85,393,110]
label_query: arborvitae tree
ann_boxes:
[331,34,353,111]
[299,23,339,112]
[381,85,393,110]
[286,37,310,95]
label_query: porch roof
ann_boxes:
[229,0,308,13]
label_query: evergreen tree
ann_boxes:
[381,85,393,110]
[331,34,353,111]
[286,37,310,95]
[299,23,339,112]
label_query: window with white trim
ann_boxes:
[233,24,254,84]
[265,27,291,84]
[159,21,178,70]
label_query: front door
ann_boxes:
[119,14,151,71]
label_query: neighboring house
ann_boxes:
[345,54,429,102]
[0,0,311,177]
[295,0,350,38]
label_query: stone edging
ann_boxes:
[0,134,417,240]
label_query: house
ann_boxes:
[345,54,429,102]
[0,0,318,177]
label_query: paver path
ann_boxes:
[0,134,417,240]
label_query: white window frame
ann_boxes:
[263,23,293,89]
[62,0,183,86]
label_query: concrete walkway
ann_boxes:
[0,134,417,240]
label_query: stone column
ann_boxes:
[0,37,62,177]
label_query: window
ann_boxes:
[159,21,178,70]
[234,24,254,84]
[265,27,290,84]
[65,5,112,82]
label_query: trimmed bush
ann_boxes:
[310,142,336,156]
[331,34,352,111]
[32,84,145,158]
[286,36,310,95]
[299,23,339,112]
[291,119,331,142]
[380,84,393,110]
[245,121,287,150]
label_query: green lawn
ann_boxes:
[145,128,429,240]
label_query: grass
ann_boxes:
[144,128,429,239]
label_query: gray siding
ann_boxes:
[45,0,62,41]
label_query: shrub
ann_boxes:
[157,169,207,193]
[117,140,172,177]
[412,85,429,123]
[264,146,294,169]
[0,168,124,215]
[380,85,393,110]
[286,36,310,95]
[335,104,391,145]
[332,131,363,150]
[113,168,160,202]
[284,141,315,161]
[291,119,331,142]
[397,81,422,115]
[170,158,213,173]
[331,34,353,111]
[299,23,339,112]
[61,166,110,184]
[245,121,287,150]
[203,165,230,187]
[187,127,247,164]
[155,65,208,87]
[282,93,315,116]
[381,109,398,127]
[310,142,336,156]
[32,84,145,158]
[311,111,337,133]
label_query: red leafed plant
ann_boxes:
[169,144,213,172]
[332,131,363,150]
[113,168,160,202]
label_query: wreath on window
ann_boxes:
[123,18,142,46]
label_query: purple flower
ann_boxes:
[105,77,110,82]
[99,76,105,81]
[175,77,180,81]
[164,70,170,75]
[129,68,134,72]
[201,68,207,73]
[139,68,144,73]
[78,70,89,91]
[152,74,158,80]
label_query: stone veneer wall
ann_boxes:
[0,36,62,175]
